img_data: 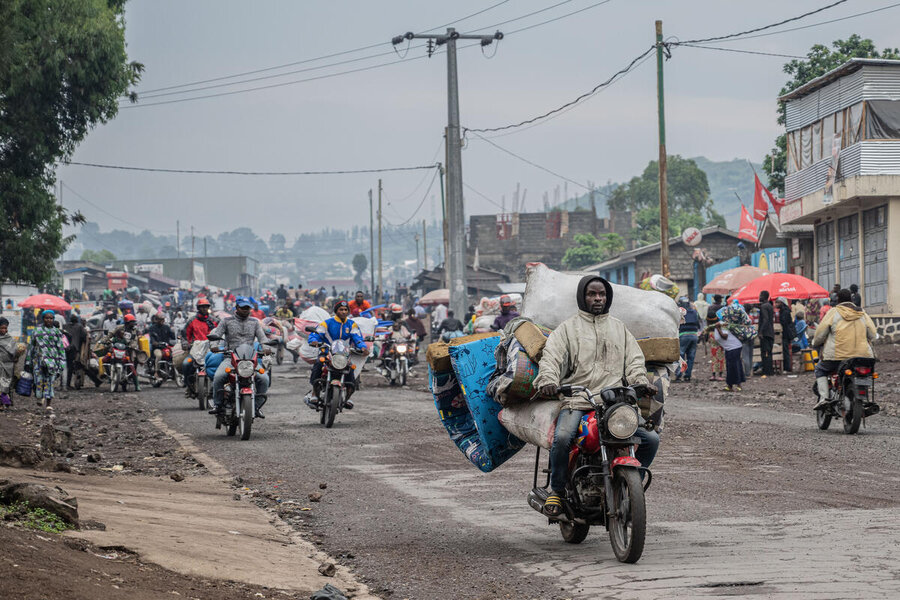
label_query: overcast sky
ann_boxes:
[55,0,899,240]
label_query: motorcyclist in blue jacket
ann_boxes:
[305,300,367,410]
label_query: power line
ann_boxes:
[675,0,849,45]
[464,45,655,133]
[385,167,440,227]
[502,0,614,36]
[63,161,437,176]
[463,0,577,33]
[688,1,900,44]
[60,181,174,234]
[131,1,513,97]
[468,131,589,191]
[462,182,504,210]
[677,44,806,60]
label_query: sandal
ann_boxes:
[544,493,564,517]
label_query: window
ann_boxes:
[863,205,888,309]
[816,221,835,292]
[838,214,860,289]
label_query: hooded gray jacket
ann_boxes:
[532,276,649,411]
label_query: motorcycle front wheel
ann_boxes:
[323,386,337,428]
[816,407,832,430]
[174,367,185,388]
[196,377,209,411]
[843,393,862,434]
[400,362,408,387]
[276,345,284,366]
[239,393,253,440]
[608,469,646,563]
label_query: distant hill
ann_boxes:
[561,157,767,230]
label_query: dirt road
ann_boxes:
[137,352,900,600]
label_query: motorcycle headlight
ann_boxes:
[237,360,255,378]
[331,354,349,370]
[606,404,639,439]
[396,344,407,353]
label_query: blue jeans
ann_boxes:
[212,365,269,410]
[549,408,660,493]
[677,334,698,379]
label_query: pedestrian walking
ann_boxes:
[0,318,18,409]
[25,310,66,406]
[675,298,700,382]
[706,295,725,381]
[713,322,745,392]
[775,297,796,372]
[757,291,775,377]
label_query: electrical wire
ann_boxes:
[686,1,900,44]
[131,1,513,97]
[468,132,589,191]
[463,182,505,210]
[674,0,849,45]
[60,181,174,234]
[385,167,440,227]
[386,140,444,205]
[463,0,576,33]
[501,0,614,36]
[677,44,806,60]
[63,161,438,175]
[464,45,654,133]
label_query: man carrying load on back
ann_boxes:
[533,275,659,518]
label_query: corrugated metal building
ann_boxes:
[779,59,900,331]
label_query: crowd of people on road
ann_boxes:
[673,282,875,394]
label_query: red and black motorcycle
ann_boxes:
[528,384,650,563]
[208,338,276,441]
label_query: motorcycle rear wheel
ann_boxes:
[608,469,646,563]
[239,394,253,440]
[843,394,862,434]
[559,519,590,544]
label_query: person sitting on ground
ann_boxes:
[532,276,658,518]
[490,295,520,331]
[305,300,367,410]
[812,288,877,410]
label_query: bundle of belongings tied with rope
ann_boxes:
[427,264,681,471]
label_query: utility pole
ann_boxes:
[394,28,503,318]
[377,179,383,302]
[369,189,375,296]
[176,220,180,258]
[190,226,195,289]
[415,231,421,271]
[422,219,428,271]
[656,20,670,277]
[590,186,598,236]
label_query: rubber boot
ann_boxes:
[814,377,830,410]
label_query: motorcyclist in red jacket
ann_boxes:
[182,299,218,396]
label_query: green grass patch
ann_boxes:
[0,502,74,533]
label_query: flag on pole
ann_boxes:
[739,205,759,242]
[754,173,782,218]
[753,174,770,221]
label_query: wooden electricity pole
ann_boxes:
[656,20,670,277]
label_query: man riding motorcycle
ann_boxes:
[812,288,878,410]
[207,297,270,418]
[100,313,142,391]
[491,295,520,331]
[182,298,218,397]
[305,300,367,410]
[348,291,371,317]
[532,275,659,517]
[274,303,294,320]
[147,313,175,378]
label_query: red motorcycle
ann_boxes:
[208,337,276,441]
[148,342,183,388]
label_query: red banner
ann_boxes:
[739,205,759,242]
[753,174,770,221]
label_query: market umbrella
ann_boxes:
[18,294,72,312]
[730,273,829,304]
[702,265,770,295]
[418,288,450,306]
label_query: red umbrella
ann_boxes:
[702,265,769,295]
[18,294,72,312]
[730,273,829,304]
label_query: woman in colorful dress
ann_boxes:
[25,310,66,407]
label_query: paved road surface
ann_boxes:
[150,363,900,599]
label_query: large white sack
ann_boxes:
[521,263,680,339]
[298,306,330,323]
[498,400,563,450]
[352,316,378,337]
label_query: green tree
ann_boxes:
[562,233,626,270]
[607,156,724,246]
[763,35,900,194]
[352,253,368,286]
[80,249,116,263]
[0,0,142,286]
